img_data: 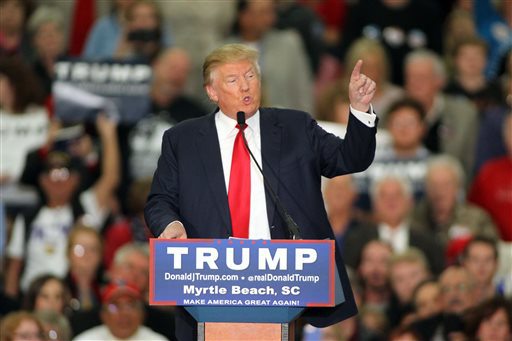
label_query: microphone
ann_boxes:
[236,111,302,240]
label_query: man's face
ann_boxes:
[390,261,428,304]
[426,167,459,213]
[110,251,149,293]
[463,242,497,286]
[405,59,442,107]
[414,282,443,319]
[439,268,474,314]
[359,242,391,290]
[373,180,412,227]
[101,296,144,339]
[387,107,425,151]
[205,60,261,119]
[455,45,487,77]
[239,0,276,39]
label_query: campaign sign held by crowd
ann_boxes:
[53,59,152,124]
[150,239,335,307]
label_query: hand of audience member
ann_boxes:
[349,59,376,113]
[95,112,117,137]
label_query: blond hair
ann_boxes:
[202,43,260,86]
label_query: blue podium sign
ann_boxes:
[150,239,335,307]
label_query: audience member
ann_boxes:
[82,0,135,60]
[353,97,430,210]
[344,38,404,118]
[442,7,477,74]
[388,325,421,341]
[108,242,149,296]
[468,114,512,241]
[358,306,388,338]
[27,5,67,98]
[73,281,167,340]
[444,36,505,113]
[70,242,176,340]
[464,296,512,341]
[298,0,347,50]
[22,274,70,314]
[461,235,499,303]
[227,0,314,113]
[65,224,104,312]
[275,0,325,75]
[83,0,171,63]
[0,56,47,186]
[409,266,471,340]
[440,266,476,315]
[336,0,443,85]
[412,279,443,320]
[114,0,169,63]
[322,174,361,252]
[0,311,45,341]
[4,114,119,298]
[34,309,72,341]
[404,49,479,175]
[412,155,498,250]
[356,240,392,311]
[103,178,152,270]
[474,0,512,80]
[344,175,444,275]
[158,1,235,102]
[387,248,431,328]
[123,47,208,183]
[0,0,34,58]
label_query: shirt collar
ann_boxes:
[378,221,408,236]
[216,109,260,139]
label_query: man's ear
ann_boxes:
[205,84,218,102]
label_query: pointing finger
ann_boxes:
[351,59,363,81]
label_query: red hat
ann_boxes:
[101,281,142,304]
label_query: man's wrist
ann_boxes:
[166,220,184,230]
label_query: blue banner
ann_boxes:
[150,239,335,307]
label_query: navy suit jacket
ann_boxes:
[145,107,377,338]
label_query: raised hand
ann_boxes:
[348,59,376,112]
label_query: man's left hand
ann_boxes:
[348,59,377,112]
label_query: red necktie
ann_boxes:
[228,124,250,238]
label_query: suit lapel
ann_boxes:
[260,109,281,227]
[196,113,232,235]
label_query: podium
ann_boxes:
[150,239,345,341]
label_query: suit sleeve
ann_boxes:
[310,112,377,178]
[144,130,182,237]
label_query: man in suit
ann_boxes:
[343,174,445,275]
[145,43,378,340]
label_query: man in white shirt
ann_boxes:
[343,175,444,275]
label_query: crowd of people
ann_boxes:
[1,0,511,340]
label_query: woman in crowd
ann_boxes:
[65,224,104,312]
[0,56,48,186]
[465,296,512,340]
[0,311,45,341]
[22,274,71,315]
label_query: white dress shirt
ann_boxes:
[216,110,271,239]
[378,222,409,253]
